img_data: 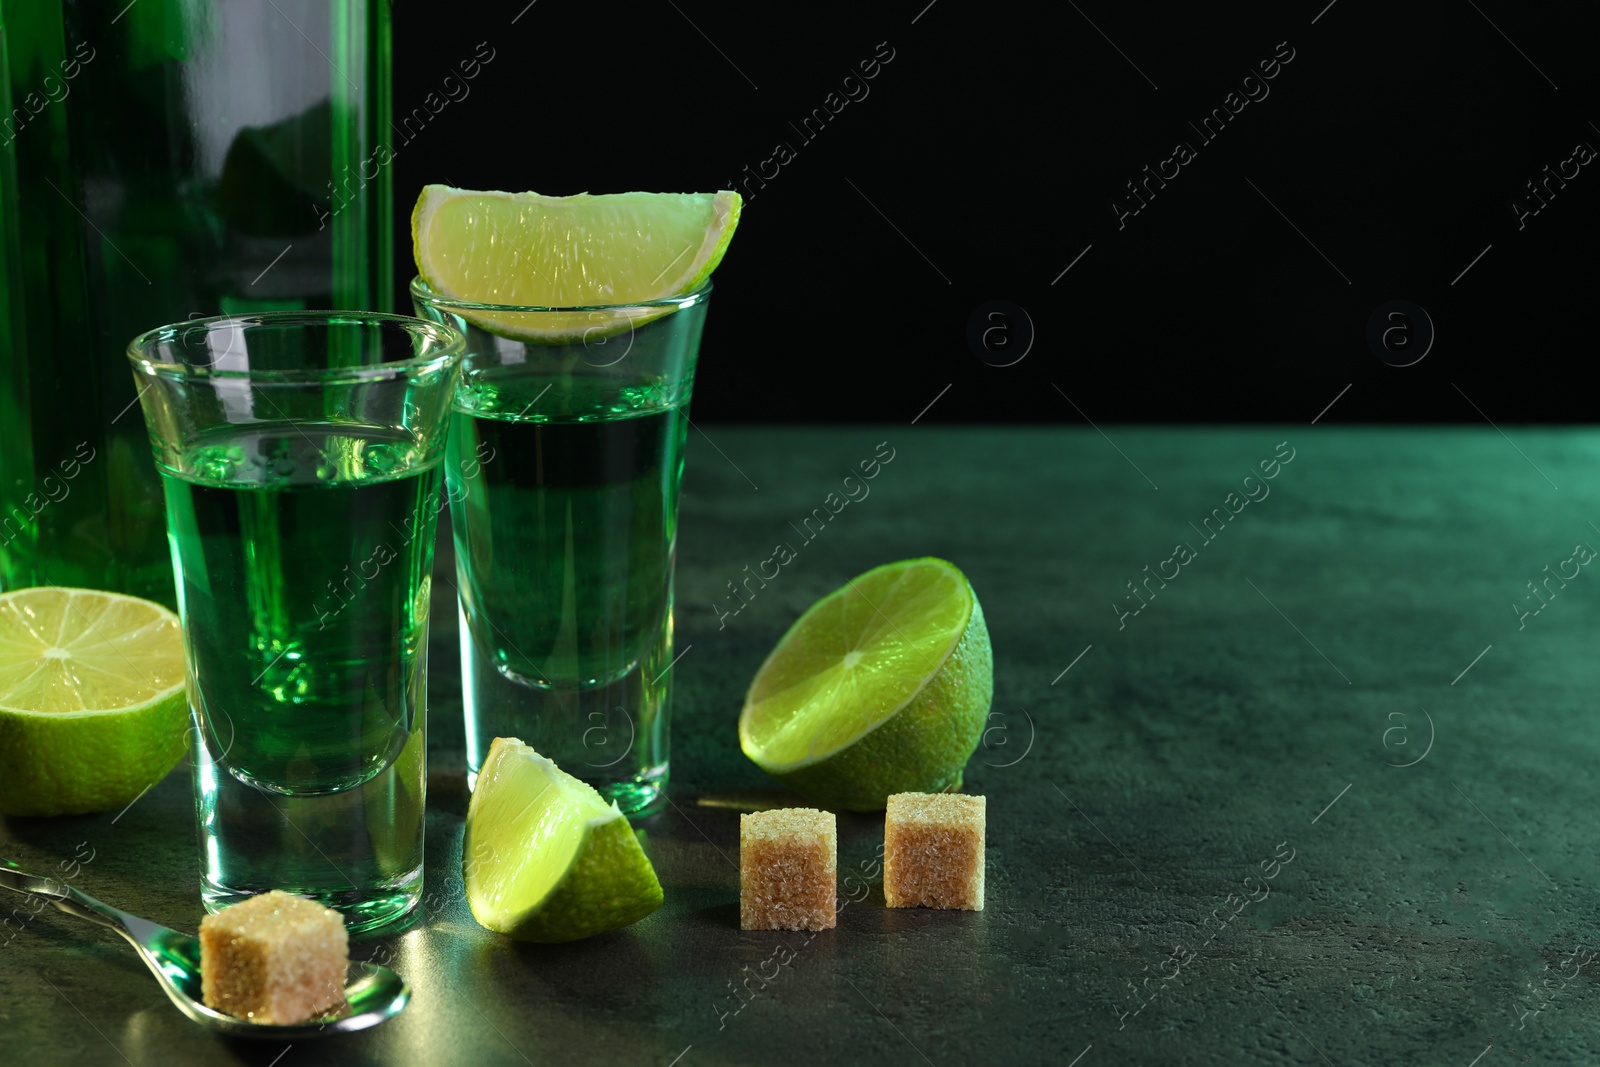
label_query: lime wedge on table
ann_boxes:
[739,558,993,811]
[463,738,663,942]
[411,186,741,340]
[0,587,188,817]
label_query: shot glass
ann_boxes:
[127,312,463,932]
[411,278,712,816]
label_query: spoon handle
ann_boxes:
[0,857,71,900]
[1,857,153,934]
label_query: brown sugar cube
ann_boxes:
[740,808,837,931]
[884,792,986,910]
[199,890,349,1024]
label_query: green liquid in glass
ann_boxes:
[163,425,435,930]
[448,374,686,814]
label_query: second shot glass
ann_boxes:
[412,278,712,817]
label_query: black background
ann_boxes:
[391,1,1597,424]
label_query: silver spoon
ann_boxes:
[1,858,409,1038]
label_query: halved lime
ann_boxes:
[0,587,189,816]
[411,186,741,341]
[739,558,993,811]
[463,738,663,942]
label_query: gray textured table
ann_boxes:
[4,428,1599,1066]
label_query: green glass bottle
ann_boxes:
[0,0,392,604]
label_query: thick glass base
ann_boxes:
[460,602,671,819]
[201,869,422,935]
[191,711,427,935]
[602,770,669,819]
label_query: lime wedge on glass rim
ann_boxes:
[738,558,994,811]
[410,186,741,342]
[0,587,189,817]
[462,737,664,942]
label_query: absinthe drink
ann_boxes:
[163,424,436,928]
[448,372,686,814]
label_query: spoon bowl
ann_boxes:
[2,858,409,1038]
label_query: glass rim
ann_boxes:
[408,275,713,314]
[126,310,465,384]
